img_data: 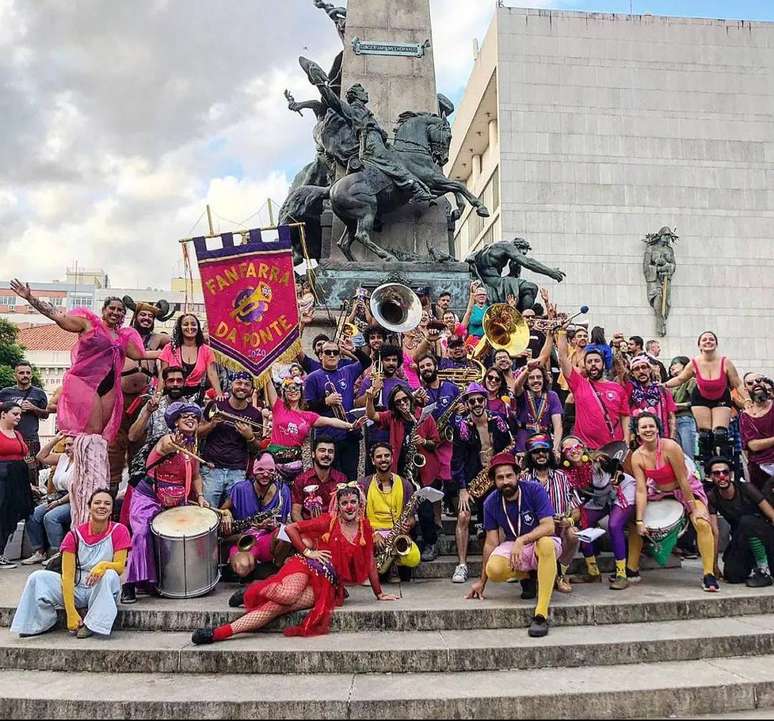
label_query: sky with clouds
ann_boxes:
[2,0,771,288]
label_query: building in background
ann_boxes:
[0,280,98,327]
[16,324,77,441]
[447,7,774,370]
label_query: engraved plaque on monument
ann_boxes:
[279,0,491,311]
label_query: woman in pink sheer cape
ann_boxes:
[10,281,161,443]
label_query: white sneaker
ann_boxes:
[451,563,469,583]
[21,550,47,566]
[42,552,60,569]
[0,556,17,569]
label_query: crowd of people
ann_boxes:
[2,277,774,642]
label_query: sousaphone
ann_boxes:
[472,304,530,358]
[369,283,423,334]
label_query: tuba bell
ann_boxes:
[472,304,530,359]
[370,283,423,334]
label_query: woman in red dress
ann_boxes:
[191,482,398,644]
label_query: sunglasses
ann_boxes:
[179,413,199,421]
[562,443,584,454]
[322,350,340,357]
[710,469,731,478]
[485,375,500,382]
[467,397,487,406]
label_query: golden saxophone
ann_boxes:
[225,509,282,552]
[467,466,494,500]
[375,491,424,574]
[435,398,462,443]
[402,425,426,490]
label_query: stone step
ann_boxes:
[2,654,774,718]
[2,615,774,676]
[415,550,678,578]
[2,564,772,634]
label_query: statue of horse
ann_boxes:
[328,112,490,261]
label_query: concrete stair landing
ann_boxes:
[1,563,774,718]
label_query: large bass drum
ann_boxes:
[151,505,220,599]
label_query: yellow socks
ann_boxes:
[585,556,600,577]
[535,537,557,619]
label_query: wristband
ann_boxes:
[636,520,644,524]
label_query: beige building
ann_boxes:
[448,7,774,371]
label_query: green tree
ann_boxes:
[0,318,44,389]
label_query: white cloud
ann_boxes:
[0,0,556,288]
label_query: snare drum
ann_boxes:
[151,506,220,599]
[643,499,686,542]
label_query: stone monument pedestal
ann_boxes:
[314,259,471,313]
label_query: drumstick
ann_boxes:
[169,441,215,469]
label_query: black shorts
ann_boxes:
[690,385,732,409]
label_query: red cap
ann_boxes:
[488,452,520,479]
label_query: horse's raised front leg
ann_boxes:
[428,176,490,217]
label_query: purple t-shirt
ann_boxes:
[483,481,555,541]
[515,390,563,451]
[304,360,366,440]
[424,381,461,420]
[229,480,291,524]
[202,400,263,469]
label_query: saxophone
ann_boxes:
[401,426,426,490]
[375,489,423,574]
[468,467,494,500]
[225,509,282,551]
[468,446,496,500]
[435,398,462,442]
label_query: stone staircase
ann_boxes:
[2,561,774,718]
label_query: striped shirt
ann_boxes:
[520,469,580,517]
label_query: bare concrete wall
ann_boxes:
[496,8,774,371]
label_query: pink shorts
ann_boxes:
[647,471,708,513]
[228,530,273,563]
[490,537,562,572]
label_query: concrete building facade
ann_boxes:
[448,7,774,371]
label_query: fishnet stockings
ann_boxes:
[229,573,314,636]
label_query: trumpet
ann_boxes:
[324,380,348,421]
[203,401,264,431]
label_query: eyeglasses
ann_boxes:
[710,469,731,478]
[467,397,487,406]
[254,467,274,475]
[322,350,340,357]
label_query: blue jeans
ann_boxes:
[25,502,71,552]
[676,415,697,459]
[201,467,246,508]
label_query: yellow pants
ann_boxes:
[628,500,714,576]
[485,536,557,618]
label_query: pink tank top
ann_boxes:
[644,442,677,487]
[692,357,728,400]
